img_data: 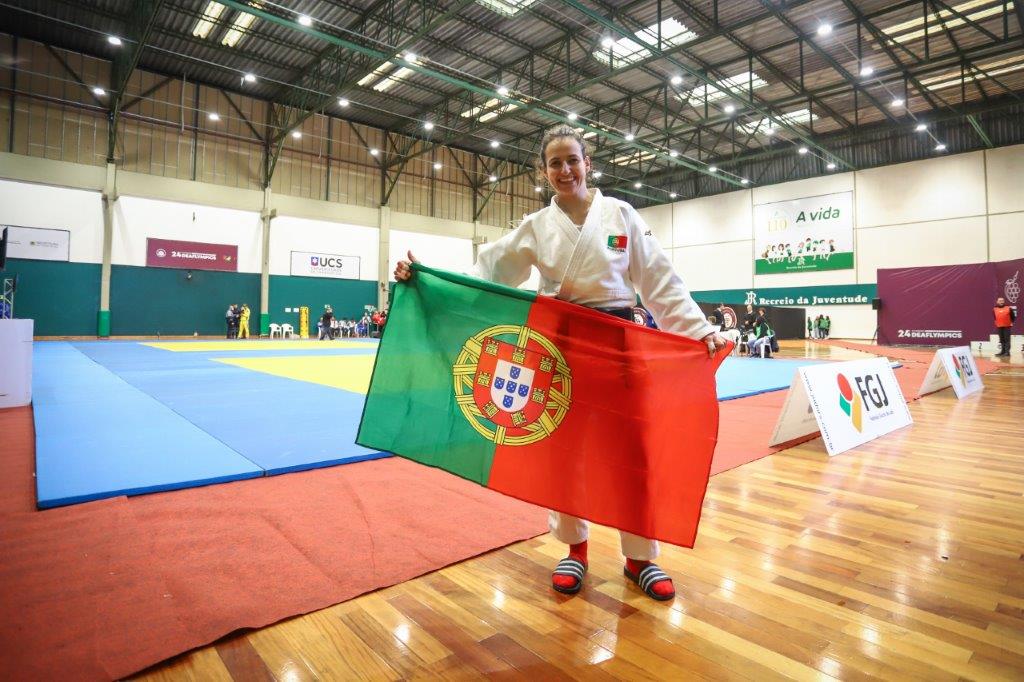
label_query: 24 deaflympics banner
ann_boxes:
[770,357,912,457]
[754,191,854,275]
[290,251,360,279]
[918,346,983,399]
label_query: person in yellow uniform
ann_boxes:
[238,303,251,339]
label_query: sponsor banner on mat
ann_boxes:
[290,251,360,280]
[771,358,912,456]
[146,238,238,271]
[754,191,854,275]
[918,346,983,399]
[3,225,70,261]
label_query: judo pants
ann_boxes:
[548,511,658,560]
[239,321,249,339]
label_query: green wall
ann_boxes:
[2,259,100,336]
[268,275,377,327]
[110,265,260,336]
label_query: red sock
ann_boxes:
[552,541,588,591]
[626,558,675,598]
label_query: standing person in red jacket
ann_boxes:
[993,297,1016,356]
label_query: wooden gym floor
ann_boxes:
[136,341,1024,681]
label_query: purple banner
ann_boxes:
[146,238,238,272]
[878,259,1021,345]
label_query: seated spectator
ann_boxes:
[748,312,774,358]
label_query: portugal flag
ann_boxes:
[357,265,728,547]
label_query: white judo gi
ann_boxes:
[472,189,715,559]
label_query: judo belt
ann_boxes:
[594,306,635,321]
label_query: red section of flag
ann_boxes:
[607,235,628,250]
[485,297,728,548]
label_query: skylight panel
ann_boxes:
[609,151,656,166]
[475,0,539,17]
[193,1,227,39]
[461,98,502,119]
[879,0,1011,44]
[358,62,393,87]
[678,71,768,108]
[737,108,817,135]
[918,53,1024,91]
[592,18,696,68]
[221,3,262,48]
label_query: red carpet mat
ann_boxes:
[3,343,994,679]
[0,406,548,681]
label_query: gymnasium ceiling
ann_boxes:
[2,0,1023,206]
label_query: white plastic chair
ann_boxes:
[281,323,295,339]
[268,323,282,339]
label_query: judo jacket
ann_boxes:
[471,189,714,342]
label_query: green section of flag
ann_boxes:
[357,265,534,483]
[755,251,854,274]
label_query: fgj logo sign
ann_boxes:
[797,358,912,457]
[933,346,983,399]
[836,374,862,431]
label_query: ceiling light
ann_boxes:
[935,143,947,151]
[827,162,837,170]
[669,192,678,199]
[817,23,833,36]
[891,98,904,107]
[765,127,775,136]
[490,140,500,148]
[297,15,312,27]
[497,86,510,97]
[724,104,736,114]
[92,87,105,96]
[860,65,874,77]
[291,130,302,139]
[798,146,809,154]
[567,112,578,121]
[535,186,542,192]
[404,53,417,63]
[107,36,122,46]
[634,182,642,189]
[670,75,683,86]
[338,98,349,107]
[489,175,498,182]
[424,121,434,130]
[708,166,717,173]
[601,37,614,48]
[625,133,635,141]
[915,123,928,132]
[741,178,750,185]
[669,150,678,158]
[208,112,220,121]
[592,171,602,178]
[243,73,256,83]
[369,148,379,156]
[433,162,442,170]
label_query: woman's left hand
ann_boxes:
[701,331,729,358]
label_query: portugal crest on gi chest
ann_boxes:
[452,325,572,445]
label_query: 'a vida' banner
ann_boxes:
[146,238,238,272]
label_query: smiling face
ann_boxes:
[542,137,591,200]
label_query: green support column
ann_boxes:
[377,205,390,312]
[98,162,117,337]
[259,186,275,336]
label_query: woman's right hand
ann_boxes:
[394,250,418,281]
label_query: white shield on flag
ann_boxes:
[491,359,535,413]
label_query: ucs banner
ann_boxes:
[146,238,238,271]
[753,192,854,275]
[290,251,360,279]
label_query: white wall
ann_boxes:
[388,229,474,280]
[0,179,104,263]
[113,196,263,271]
[269,216,378,280]
[637,143,1024,339]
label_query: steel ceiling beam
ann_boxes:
[106,0,165,161]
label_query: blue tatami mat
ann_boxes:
[716,356,821,401]
[32,343,264,509]
[72,342,389,476]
